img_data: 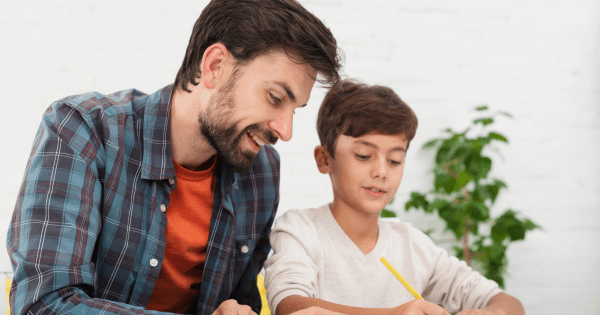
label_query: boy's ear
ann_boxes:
[200,43,232,90]
[314,146,332,174]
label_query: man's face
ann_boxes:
[199,50,317,173]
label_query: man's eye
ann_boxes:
[270,93,282,105]
[355,154,370,161]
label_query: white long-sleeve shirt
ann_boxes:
[264,204,502,314]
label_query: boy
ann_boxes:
[264,80,525,315]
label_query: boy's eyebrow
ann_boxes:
[357,140,406,152]
[272,81,307,107]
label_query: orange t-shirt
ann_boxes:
[146,156,217,313]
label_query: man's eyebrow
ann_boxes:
[273,81,297,104]
[356,140,406,152]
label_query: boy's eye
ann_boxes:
[390,160,402,166]
[270,93,282,105]
[355,154,370,161]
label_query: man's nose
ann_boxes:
[268,110,294,142]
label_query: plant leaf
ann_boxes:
[435,173,456,194]
[438,203,463,239]
[466,155,492,179]
[507,223,525,241]
[475,105,488,111]
[473,118,494,126]
[488,132,508,143]
[467,202,490,222]
[523,219,542,232]
[423,229,435,237]
[473,184,489,203]
[491,222,508,243]
[430,199,451,213]
[412,192,430,209]
[423,138,441,149]
[489,242,507,261]
[487,185,500,204]
[380,209,397,218]
[454,171,473,190]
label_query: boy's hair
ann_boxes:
[317,79,418,158]
[174,0,341,92]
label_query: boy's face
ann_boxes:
[316,132,408,216]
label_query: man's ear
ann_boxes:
[200,43,232,90]
[314,146,332,174]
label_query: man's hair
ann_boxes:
[317,79,418,158]
[174,0,341,92]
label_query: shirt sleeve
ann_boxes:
[264,209,321,313]
[6,102,172,315]
[412,228,503,313]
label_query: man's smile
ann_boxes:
[247,130,266,148]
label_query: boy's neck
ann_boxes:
[328,202,380,255]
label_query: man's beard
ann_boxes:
[198,74,278,173]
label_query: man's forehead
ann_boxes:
[253,52,316,94]
[256,49,316,76]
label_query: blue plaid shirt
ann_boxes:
[7,85,280,314]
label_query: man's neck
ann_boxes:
[169,86,216,171]
[328,201,380,255]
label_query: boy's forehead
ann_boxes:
[337,132,408,151]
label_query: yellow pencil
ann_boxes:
[380,256,424,300]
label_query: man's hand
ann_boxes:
[456,310,501,315]
[390,299,452,315]
[211,299,257,315]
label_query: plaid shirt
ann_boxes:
[7,85,280,315]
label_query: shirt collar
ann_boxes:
[138,84,238,194]
[140,84,176,180]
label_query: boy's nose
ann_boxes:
[269,110,293,142]
[371,158,388,179]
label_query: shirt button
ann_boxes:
[150,258,158,267]
[241,245,249,254]
[160,204,166,213]
[168,177,175,185]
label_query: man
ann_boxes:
[7,0,340,314]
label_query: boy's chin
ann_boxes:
[366,200,394,213]
[356,204,388,216]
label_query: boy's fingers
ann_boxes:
[424,301,450,315]
[393,299,450,315]
[406,299,449,315]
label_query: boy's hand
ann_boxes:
[289,306,347,315]
[456,310,501,315]
[391,299,452,315]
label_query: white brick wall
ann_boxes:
[1,1,598,314]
